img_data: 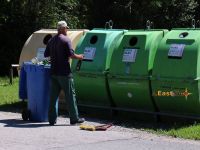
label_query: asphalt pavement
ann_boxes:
[0,111,200,150]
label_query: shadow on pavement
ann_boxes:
[0,118,48,128]
[0,118,70,128]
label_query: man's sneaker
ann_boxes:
[49,120,57,126]
[70,118,85,125]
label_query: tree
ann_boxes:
[155,0,198,28]
[0,0,82,75]
[0,0,199,75]
[85,0,198,29]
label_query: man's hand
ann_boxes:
[79,54,84,60]
[71,54,84,60]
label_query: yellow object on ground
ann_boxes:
[80,123,113,131]
[80,124,96,131]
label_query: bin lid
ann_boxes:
[109,30,167,77]
[72,29,127,73]
[152,29,200,79]
[19,29,88,66]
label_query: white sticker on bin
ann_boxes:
[122,48,137,62]
[83,47,96,60]
[37,48,46,61]
[168,44,185,57]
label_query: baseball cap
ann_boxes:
[57,21,69,29]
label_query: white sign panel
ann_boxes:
[83,47,96,60]
[122,49,137,62]
[37,48,46,61]
[168,44,185,57]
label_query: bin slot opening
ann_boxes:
[90,35,98,44]
[83,59,93,62]
[168,56,183,59]
[43,34,52,45]
[166,39,194,45]
[179,32,188,38]
[129,37,138,46]
[75,59,93,71]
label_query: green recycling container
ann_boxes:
[151,29,200,117]
[71,29,127,108]
[108,30,168,113]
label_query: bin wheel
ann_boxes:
[22,109,31,121]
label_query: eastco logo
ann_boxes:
[153,88,192,100]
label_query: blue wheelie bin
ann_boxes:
[19,65,27,100]
[19,62,52,122]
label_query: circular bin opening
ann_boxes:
[179,32,188,38]
[129,37,138,46]
[43,34,53,45]
[90,35,98,44]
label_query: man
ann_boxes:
[44,20,85,125]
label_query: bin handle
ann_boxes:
[109,20,113,29]
[146,20,151,30]
[105,20,114,29]
[105,22,109,29]
[194,77,200,81]
[76,60,82,71]
[197,20,200,28]
[103,70,109,75]
[192,19,196,29]
[150,21,154,29]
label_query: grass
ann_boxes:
[0,77,19,104]
[0,77,25,111]
[148,122,200,140]
[114,118,200,140]
[0,77,200,140]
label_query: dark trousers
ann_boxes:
[48,75,79,123]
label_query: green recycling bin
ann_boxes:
[151,29,200,118]
[71,29,127,108]
[108,30,168,114]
